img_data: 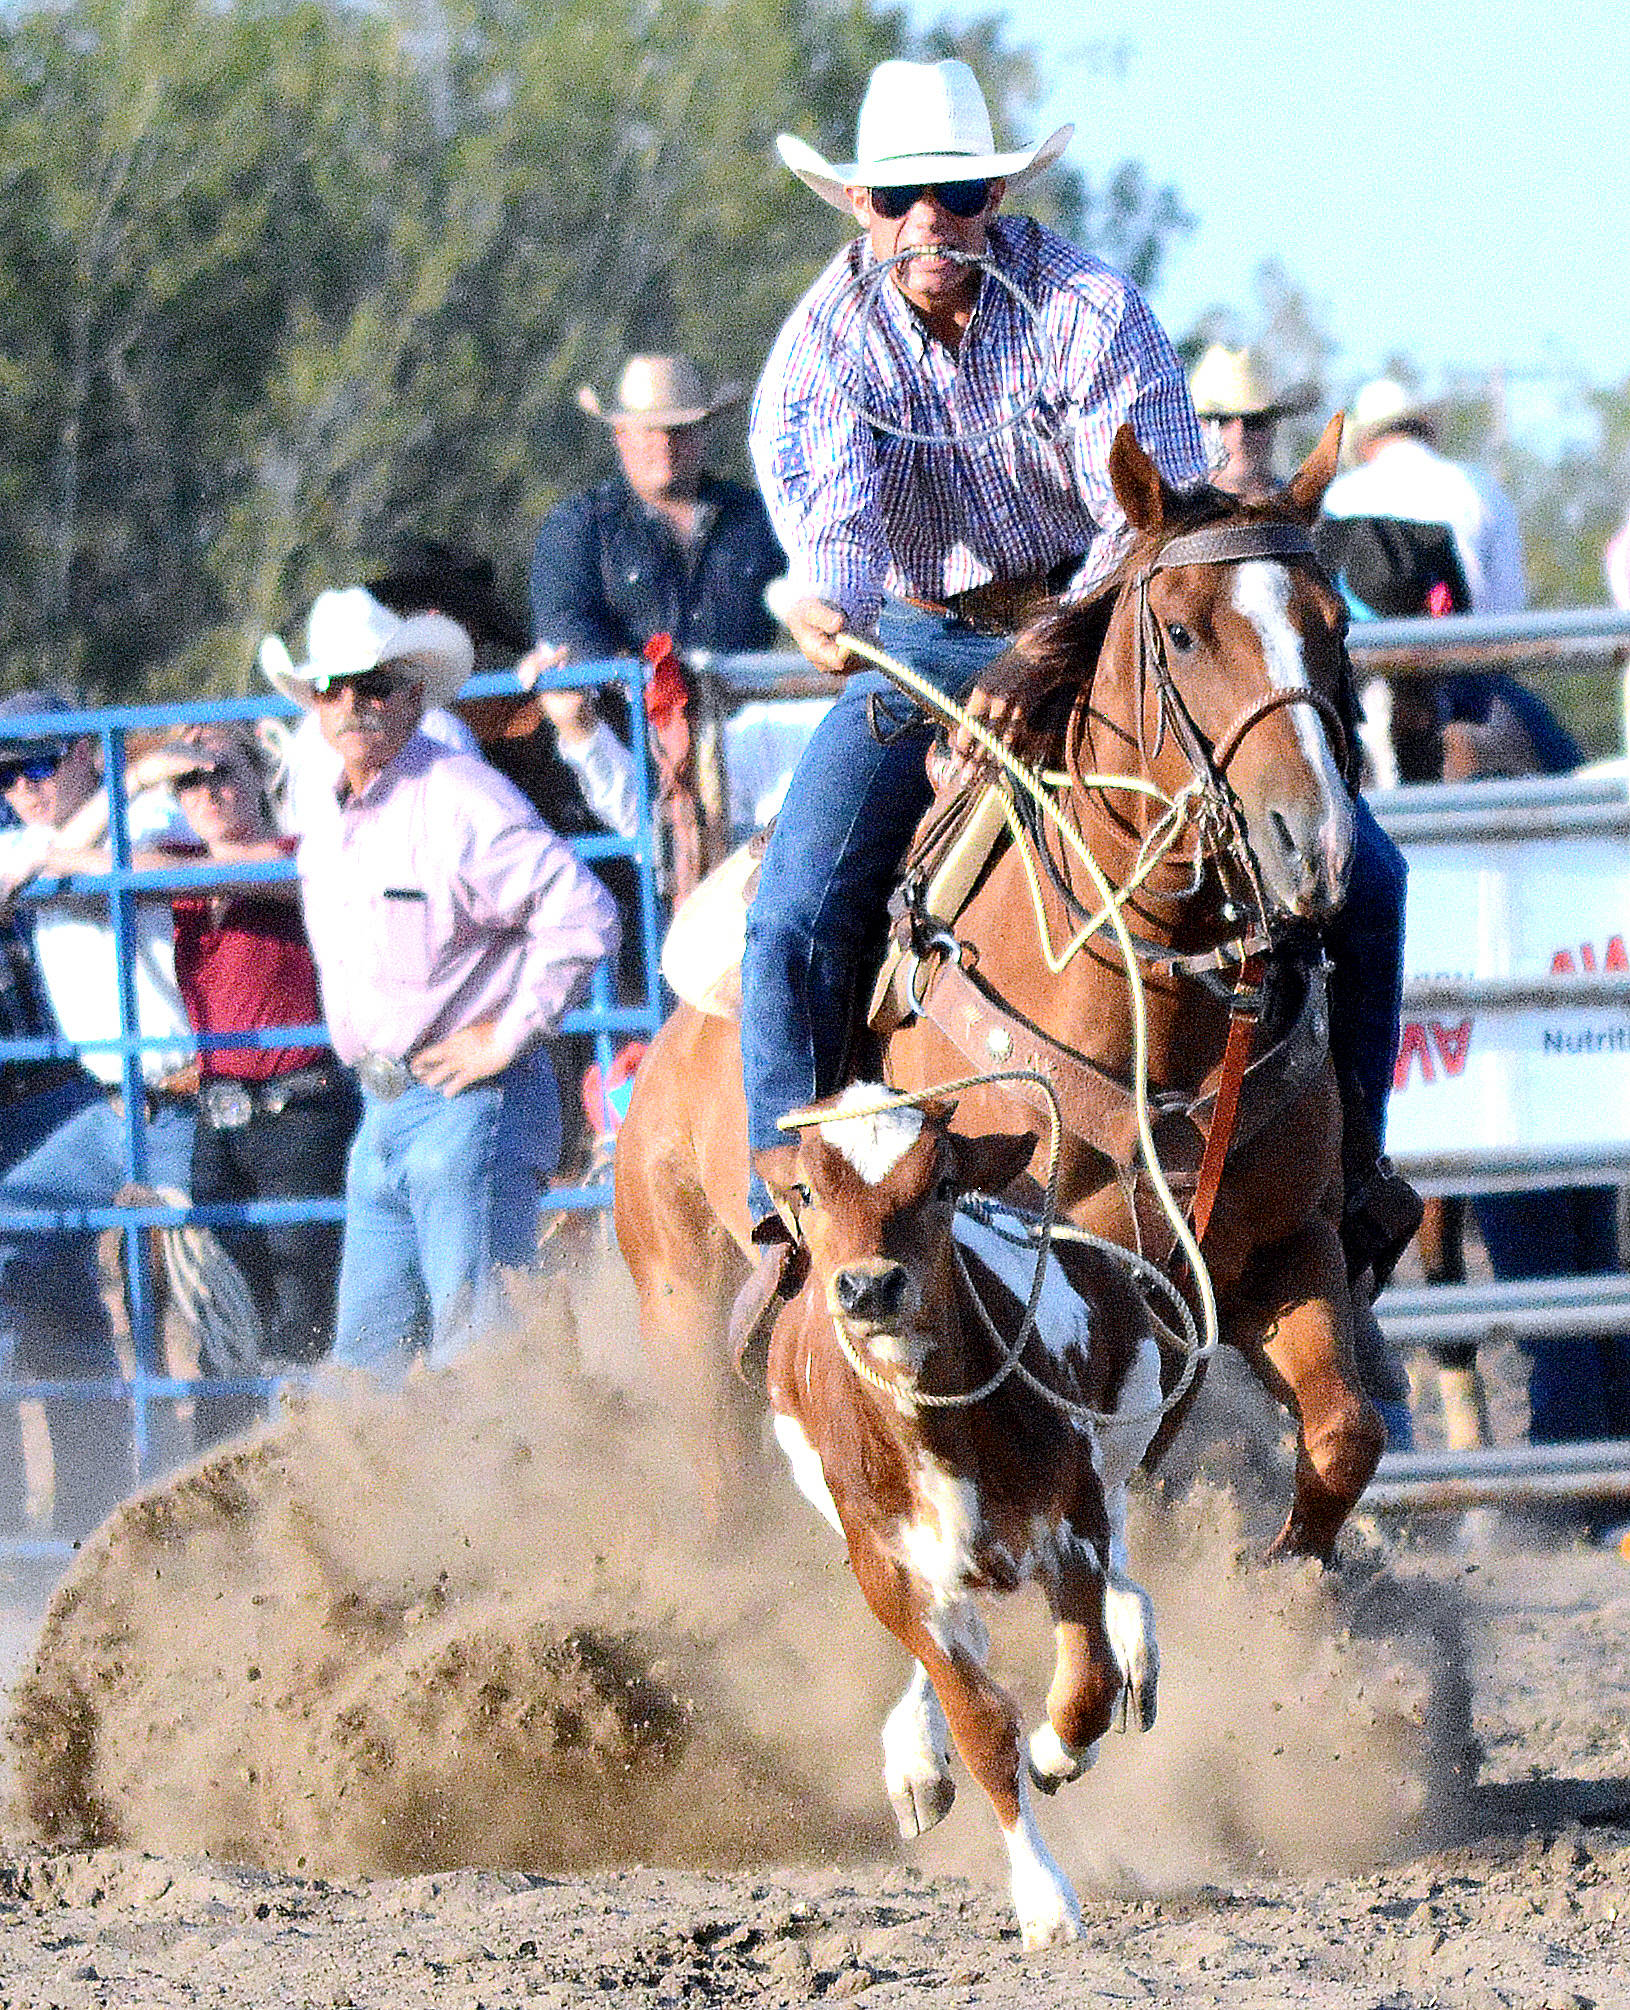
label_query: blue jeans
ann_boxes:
[0,1079,196,1538]
[741,601,1009,1222]
[1328,794,1410,1145]
[1474,1186,1630,1444]
[332,1047,561,1377]
[740,600,1409,1228]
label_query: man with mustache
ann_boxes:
[263,587,620,1375]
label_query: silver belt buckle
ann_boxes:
[357,1052,414,1101]
[203,1080,253,1129]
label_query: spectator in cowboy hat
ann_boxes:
[263,585,619,1376]
[1188,343,1315,502]
[522,351,786,840]
[1322,377,1527,615]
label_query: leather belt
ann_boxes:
[355,1051,416,1101]
[199,1063,347,1130]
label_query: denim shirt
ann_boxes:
[528,472,785,661]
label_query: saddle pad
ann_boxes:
[868,783,1011,1034]
[659,836,761,1020]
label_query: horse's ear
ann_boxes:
[1109,424,1169,534]
[949,1129,1037,1199]
[1283,411,1346,522]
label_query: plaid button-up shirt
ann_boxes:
[750,215,1207,629]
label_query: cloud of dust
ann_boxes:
[5,1262,1475,1892]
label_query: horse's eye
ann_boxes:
[1166,621,1195,653]
[793,1182,813,1208]
[935,1175,959,1205]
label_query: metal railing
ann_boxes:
[0,659,665,1548]
[2,604,1627,1537]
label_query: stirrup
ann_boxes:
[1341,1155,1425,1294]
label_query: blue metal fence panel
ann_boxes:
[0,659,666,1541]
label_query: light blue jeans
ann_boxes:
[332,1047,561,1377]
[0,1078,196,1538]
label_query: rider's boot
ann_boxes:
[1336,1069,1424,1297]
[730,1145,809,1386]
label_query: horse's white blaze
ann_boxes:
[771,1411,844,1533]
[1005,1773,1085,1949]
[1231,560,1348,803]
[818,1082,923,1185]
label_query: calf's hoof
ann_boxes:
[1019,1895,1085,1951]
[1027,1721,1095,1795]
[889,1769,955,1840]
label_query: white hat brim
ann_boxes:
[257,610,474,712]
[775,125,1073,213]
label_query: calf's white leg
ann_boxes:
[882,1662,955,1837]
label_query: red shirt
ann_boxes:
[171,841,330,1082]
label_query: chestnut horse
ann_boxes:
[616,416,1383,1558]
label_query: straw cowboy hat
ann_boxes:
[257,585,474,711]
[1188,344,1315,421]
[1347,376,1438,444]
[776,58,1073,214]
[576,353,742,427]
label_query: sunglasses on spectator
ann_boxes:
[171,761,233,792]
[310,668,404,704]
[867,178,993,221]
[0,749,66,791]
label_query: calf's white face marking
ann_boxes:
[817,1084,924,1186]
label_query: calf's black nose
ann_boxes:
[835,1263,908,1321]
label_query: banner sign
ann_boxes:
[1383,804,1630,1175]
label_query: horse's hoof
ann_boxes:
[1130,1668,1158,1734]
[890,1770,955,1839]
[1027,1722,1095,1794]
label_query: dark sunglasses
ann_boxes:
[868,178,993,221]
[171,762,233,792]
[311,668,403,704]
[0,749,66,791]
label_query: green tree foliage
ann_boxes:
[0,0,1193,701]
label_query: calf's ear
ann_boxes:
[949,1130,1037,1199]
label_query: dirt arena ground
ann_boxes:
[0,1258,1626,2008]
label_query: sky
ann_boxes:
[908,0,1629,452]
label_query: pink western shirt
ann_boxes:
[297,731,619,1067]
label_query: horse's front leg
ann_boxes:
[849,1538,1083,1950]
[1231,1216,1386,1560]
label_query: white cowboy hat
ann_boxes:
[576,353,742,427]
[1188,344,1315,421]
[776,58,1073,214]
[1348,376,1437,443]
[257,586,474,712]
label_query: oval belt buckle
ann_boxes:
[359,1053,412,1101]
[212,1080,253,1129]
